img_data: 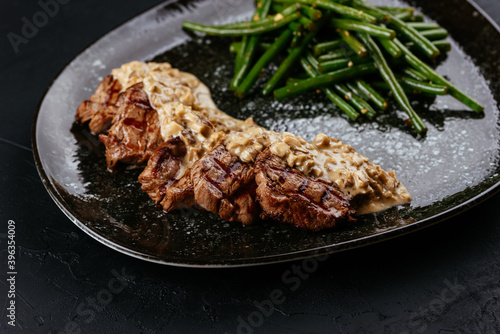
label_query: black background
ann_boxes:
[1,0,500,333]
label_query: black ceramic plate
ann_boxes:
[33,0,500,267]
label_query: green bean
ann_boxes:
[376,6,414,15]
[377,24,402,58]
[373,79,440,97]
[358,32,426,133]
[231,0,272,90]
[300,4,323,21]
[394,11,413,22]
[338,30,367,58]
[288,21,305,34]
[410,14,424,22]
[274,62,377,100]
[290,31,302,48]
[352,1,440,59]
[182,9,301,36]
[275,0,377,23]
[234,38,248,68]
[378,38,402,58]
[299,57,360,120]
[336,83,377,117]
[388,16,440,59]
[355,79,388,110]
[318,49,346,62]
[394,38,484,112]
[408,22,440,31]
[229,41,272,54]
[330,18,396,39]
[219,5,297,28]
[355,6,390,22]
[319,56,370,73]
[286,77,302,86]
[262,21,320,95]
[299,16,317,32]
[432,39,451,52]
[398,76,448,95]
[401,67,427,81]
[420,28,448,41]
[346,82,364,98]
[313,39,343,56]
[234,36,248,55]
[235,28,294,97]
[274,2,322,21]
[318,58,351,73]
[305,51,319,69]
[371,81,418,95]
[272,3,316,32]
[406,39,452,52]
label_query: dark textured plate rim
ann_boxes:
[32,0,500,268]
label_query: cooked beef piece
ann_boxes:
[75,75,122,134]
[139,136,188,203]
[189,143,260,225]
[139,141,260,224]
[138,137,196,212]
[255,147,355,231]
[139,141,354,229]
[160,171,196,212]
[99,83,164,169]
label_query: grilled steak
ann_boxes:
[139,141,260,224]
[139,136,189,203]
[75,75,122,134]
[98,83,164,169]
[139,140,354,229]
[76,78,164,169]
[75,61,411,231]
[190,143,260,225]
[255,147,355,230]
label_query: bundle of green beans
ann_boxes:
[182,0,484,134]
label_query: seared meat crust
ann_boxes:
[139,136,188,203]
[75,75,122,134]
[98,83,164,169]
[190,143,260,225]
[255,148,355,231]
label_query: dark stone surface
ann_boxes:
[1,0,499,333]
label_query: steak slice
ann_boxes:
[139,141,260,224]
[75,75,122,134]
[99,83,164,169]
[255,147,355,231]
[139,136,189,203]
[190,143,260,225]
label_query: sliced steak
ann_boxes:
[75,75,122,134]
[189,143,260,225]
[255,147,355,231]
[139,141,260,224]
[139,136,189,203]
[99,83,164,169]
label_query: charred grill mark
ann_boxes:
[298,178,310,195]
[255,147,355,230]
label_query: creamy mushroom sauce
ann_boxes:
[111,61,411,214]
